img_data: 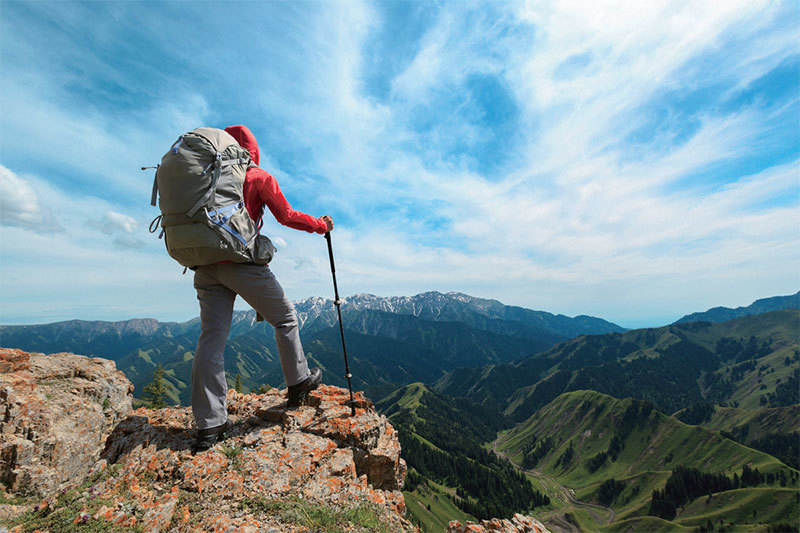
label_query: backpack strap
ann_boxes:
[150,172,159,207]
[205,201,248,246]
[187,153,222,217]
[186,153,250,217]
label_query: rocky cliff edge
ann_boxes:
[0,348,133,497]
[0,348,412,532]
[0,348,550,533]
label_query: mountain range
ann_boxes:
[1,290,797,532]
[675,291,800,324]
[0,291,623,404]
[436,309,799,422]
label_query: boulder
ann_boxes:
[446,513,551,533]
[0,348,133,498]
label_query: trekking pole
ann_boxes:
[325,232,356,416]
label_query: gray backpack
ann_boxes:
[148,127,276,268]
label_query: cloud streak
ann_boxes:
[0,0,797,326]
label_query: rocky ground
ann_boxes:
[0,348,549,533]
[445,514,550,533]
[0,348,412,532]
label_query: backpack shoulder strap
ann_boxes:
[186,153,250,217]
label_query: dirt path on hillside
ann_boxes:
[492,439,615,531]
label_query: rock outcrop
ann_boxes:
[88,385,411,531]
[0,349,412,532]
[446,514,551,533]
[0,348,133,497]
[0,348,551,533]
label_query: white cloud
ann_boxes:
[88,211,139,235]
[113,235,146,249]
[267,0,799,323]
[0,76,211,205]
[0,165,64,234]
[0,1,797,325]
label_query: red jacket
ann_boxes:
[224,125,328,235]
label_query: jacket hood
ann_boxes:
[224,125,260,165]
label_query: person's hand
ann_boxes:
[322,215,333,232]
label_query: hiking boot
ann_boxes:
[287,367,322,407]
[193,420,231,452]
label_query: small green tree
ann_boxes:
[142,363,167,408]
[234,372,243,393]
[257,384,272,394]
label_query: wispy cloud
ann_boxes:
[0,0,797,326]
[86,211,146,249]
[88,211,139,235]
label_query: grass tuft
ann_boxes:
[241,495,393,533]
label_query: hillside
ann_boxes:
[496,390,800,532]
[374,383,549,532]
[703,405,800,442]
[697,405,800,469]
[437,310,800,422]
[675,291,799,324]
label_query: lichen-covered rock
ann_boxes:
[0,349,549,533]
[446,513,551,533]
[0,348,133,498]
[10,382,413,532]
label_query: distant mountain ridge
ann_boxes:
[295,291,625,339]
[0,291,622,404]
[675,291,799,324]
[0,317,193,360]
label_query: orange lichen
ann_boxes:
[7,381,420,532]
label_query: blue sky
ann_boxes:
[0,0,797,328]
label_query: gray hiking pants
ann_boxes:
[191,262,311,429]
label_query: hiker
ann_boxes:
[192,124,333,450]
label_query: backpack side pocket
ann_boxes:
[252,235,277,264]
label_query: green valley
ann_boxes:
[495,390,799,532]
[374,383,550,531]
